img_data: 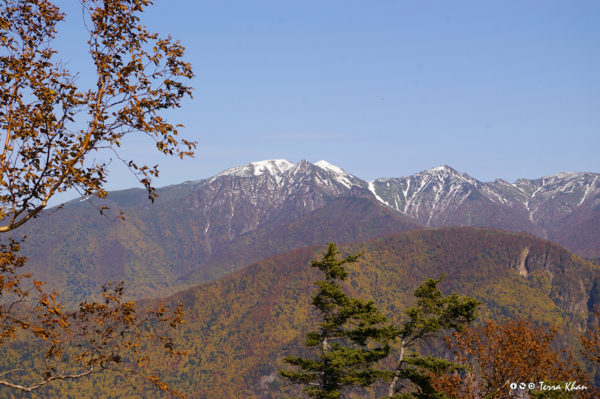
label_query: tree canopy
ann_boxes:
[435,319,595,399]
[0,0,194,231]
[0,0,194,394]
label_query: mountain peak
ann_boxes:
[214,159,295,178]
[314,160,348,175]
[427,165,461,175]
[430,165,453,172]
[420,165,479,185]
[314,160,364,189]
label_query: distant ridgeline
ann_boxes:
[15,159,600,304]
[2,228,598,398]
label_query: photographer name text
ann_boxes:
[510,381,588,392]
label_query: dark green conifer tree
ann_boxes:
[279,242,398,399]
[385,274,481,398]
[279,242,481,399]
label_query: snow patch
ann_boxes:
[368,181,389,205]
[315,160,347,175]
[579,177,598,206]
[251,159,296,176]
[213,159,295,179]
[315,160,354,189]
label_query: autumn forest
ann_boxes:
[1,1,600,399]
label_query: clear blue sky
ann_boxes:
[50,0,599,203]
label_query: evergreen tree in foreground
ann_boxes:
[279,243,481,399]
[385,274,480,398]
[279,243,398,398]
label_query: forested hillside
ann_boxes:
[4,227,597,398]
[18,187,420,303]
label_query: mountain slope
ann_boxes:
[15,159,600,303]
[19,181,419,302]
[22,227,598,399]
[370,166,600,256]
[179,186,421,285]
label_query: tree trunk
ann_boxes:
[387,340,405,397]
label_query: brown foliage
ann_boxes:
[0,238,186,395]
[0,0,193,395]
[0,0,194,231]
[2,277,186,397]
[433,319,594,399]
[581,310,600,381]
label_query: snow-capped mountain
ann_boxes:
[174,160,368,240]
[368,165,530,228]
[369,165,600,247]
[170,159,600,252]
[512,172,600,232]
[19,158,600,304]
[212,159,295,179]
[64,158,600,256]
[22,159,420,302]
[177,160,597,237]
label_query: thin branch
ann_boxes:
[0,367,95,392]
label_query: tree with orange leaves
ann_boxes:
[434,319,594,399]
[580,309,600,387]
[0,0,193,395]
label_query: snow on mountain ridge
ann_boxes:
[418,165,478,186]
[198,159,366,194]
[314,160,348,175]
[190,160,599,217]
[430,165,452,172]
[314,160,358,189]
[367,181,388,205]
[213,159,295,179]
[251,159,295,176]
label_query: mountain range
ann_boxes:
[15,159,600,303]
[3,159,600,397]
